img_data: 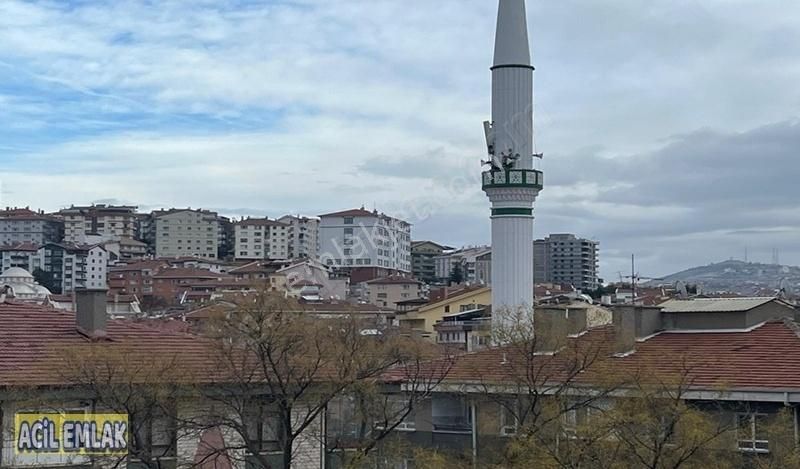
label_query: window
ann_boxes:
[327,396,360,440]
[344,228,353,235]
[432,395,471,432]
[245,400,281,454]
[131,406,177,461]
[375,395,416,432]
[500,402,518,436]
[737,413,770,453]
[344,217,354,225]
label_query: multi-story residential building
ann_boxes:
[217,215,234,259]
[278,215,320,259]
[318,208,412,272]
[411,241,453,284]
[433,246,492,285]
[0,207,63,246]
[153,208,220,259]
[57,204,138,243]
[0,242,41,273]
[397,285,491,337]
[35,242,107,294]
[233,218,291,260]
[364,276,424,309]
[108,259,169,297]
[534,233,600,291]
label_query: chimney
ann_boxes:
[75,288,108,339]
[611,305,663,355]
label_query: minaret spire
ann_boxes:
[494,0,532,68]
[482,0,543,338]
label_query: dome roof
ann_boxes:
[0,267,34,280]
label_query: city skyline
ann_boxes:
[2,0,800,279]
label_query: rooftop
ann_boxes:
[0,301,213,387]
[659,297,785,313]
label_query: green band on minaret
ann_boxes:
[492,208,533,216]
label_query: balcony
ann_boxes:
[481,169,543,190]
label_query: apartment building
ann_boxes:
[534,234,600,291]
[319,208,411,272]
[0,207,63,246]
[57,204,138,243]
[35,242,107,294]
[364,276,424,309]
[278,215,320,259]
[433,246,492,285]
[233,218,291,260]
[153,209,220,259]
[0,243,41,272]
[411,241,452,284]
[108,259,169,297]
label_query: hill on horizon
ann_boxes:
[650,259,800,296]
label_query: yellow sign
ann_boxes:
[14,413,128,456]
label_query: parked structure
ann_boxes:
[153,208,221,259]
[533,233,600,291]
[319,208,411,273]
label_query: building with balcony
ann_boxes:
[433,246,492,285]
[35,242,107,294]
[153,208,221,259]
[233,218,291,260]
[0,207,63,246]
[533,234,599,291]
[57,204,139,243]
[411,241,453,284]
[318,207,411,273]
[278,215,320,260]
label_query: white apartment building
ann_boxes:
[434,246,492,285]
[58,205,138,243]
[154,209,220,259]
[278,215,320,260]
[0,208,63,246]
[318,208,412,272]
[36,242,108,294]
[233,218,291,260]
[0,243,41,273]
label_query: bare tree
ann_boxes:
[187,292,453,469]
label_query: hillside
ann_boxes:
[652,260,800,295]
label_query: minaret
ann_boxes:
[482,0,543,333]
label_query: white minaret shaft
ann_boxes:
[483,0,542,335]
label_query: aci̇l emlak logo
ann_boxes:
[15,413,128,456]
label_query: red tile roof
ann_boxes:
[0,301,215,387]
[318,208,378,218]
[152,268,226,280]
[401,319,800,392]
[0,242,39,252]
[366,275,422,285]
[233,218,288,227]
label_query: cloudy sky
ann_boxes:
[1,0,799,279]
